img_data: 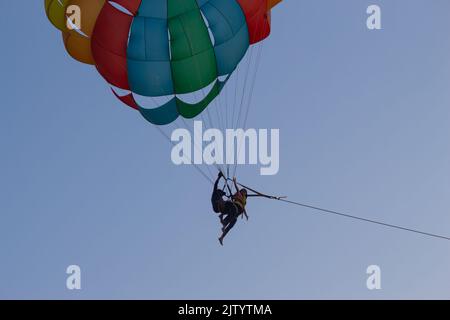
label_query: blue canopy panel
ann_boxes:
[198,0,250,76]
[137,0,167,18]
[122,0,250,125]
[126,1,174,97]
[139,98,180,125]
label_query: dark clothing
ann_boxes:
[211,190,224,213]
[212,174,226,214]
[222,219,237,237]
[223,201,239,220]
[220,201,240,239]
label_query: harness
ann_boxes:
[233,191,247,211]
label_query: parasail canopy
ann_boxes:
[45,0,282,125]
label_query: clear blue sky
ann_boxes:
[1,0,450,299]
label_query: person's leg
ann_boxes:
[217,200,227,224]
[220,214,227,226]
[221,201,236,229]
[219,217,237,245]
[218,204,239,245]
[223,218,237,236]
[223,212,231,225]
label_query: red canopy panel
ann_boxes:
[91,2,134,90]
[237,0,271,44]
[111,88,139,110]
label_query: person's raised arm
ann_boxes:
[214,171,223,191]
[233,177,240,193]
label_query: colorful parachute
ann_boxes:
[45,0,282,125]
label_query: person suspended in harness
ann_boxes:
[218,177,249,246]
[212,173,284,245]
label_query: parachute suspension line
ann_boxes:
[214,95,226,138]
[234,41,265,179]
[246,46,264,127]
[201,86,227,175]
[234,47,255,131]
[153,125,214,185]
[185,67,224,175]
[210,103,227,176]
[205,101,215,135]
[232,16,268,178]
[218,81,227,130]
[231,64,241,135]
[178,117,223,177]
[217,83,230,175]
[174,120,217,181]
[243,42,265,131]
[197,87,214,136]
[205,101,226,175]
[211,100,221,136]
[230,43,257,177]
[228,64,241,178]
[190,54,226,175]
[218,66,238,179]
[209,96,228,175]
